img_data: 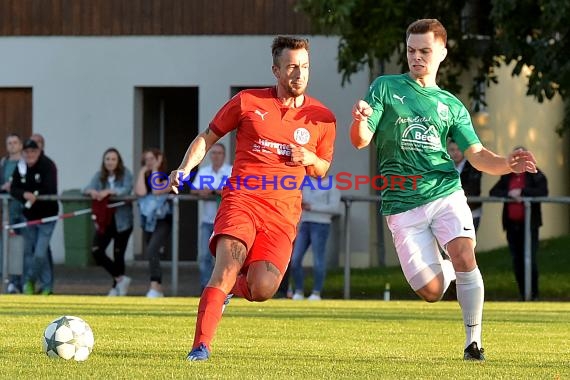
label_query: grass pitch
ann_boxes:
[0,296,568,379]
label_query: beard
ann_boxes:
[286,82,306,98]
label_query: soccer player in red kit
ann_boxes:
[169,35,336,361]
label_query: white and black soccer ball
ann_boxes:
[42,315,95,361]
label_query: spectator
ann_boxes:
[10,139,58,295]
[489,146,548,301]
[29,133,56,289]
[135,148,172,298]
[291,176,341,300]
[191,143,232,291]
[84,148,134,296]
[0,133,25,293]
[447,138,483,231]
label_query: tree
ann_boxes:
[491,0,570,135]
[296,0,570,135]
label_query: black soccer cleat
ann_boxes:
[463,341,485,361]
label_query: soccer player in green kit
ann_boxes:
[350,19,537,361]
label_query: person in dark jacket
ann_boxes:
[448,138,483,231]
[489,146,548,300]
[10,138,58,295]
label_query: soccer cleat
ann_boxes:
[307,293,322,301]
[108,287,119,296]
[7,283,20,294]
[292,292,304,301]
[41,288,53,296]
[186,343,210,361]
[115,276,131,296]
[222,293,233,313]
[23,281,35,295]
[146,288,164,298]
[463,341,485,361]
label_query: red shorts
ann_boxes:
[209,192,298,274]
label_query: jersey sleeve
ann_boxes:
[364,76,386,134]
[449,103,481,152]
[208,93,243,136]
[316,119,336,163]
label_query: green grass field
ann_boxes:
[0,296,568,379]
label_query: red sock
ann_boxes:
[230,274,253,301]
[192,287,227,349]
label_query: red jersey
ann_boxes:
[209,87,336,222]
[507,173,526,222]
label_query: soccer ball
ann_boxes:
[42,316,94,361]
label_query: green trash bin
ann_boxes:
[62,189,95,267]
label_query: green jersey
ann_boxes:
[365,73,480,215]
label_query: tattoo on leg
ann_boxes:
[230,241,246,265]
[264,261,281,277]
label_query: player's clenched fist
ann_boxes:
[169,170,183,194]
[352,100,373,121]
[287,144,317,167]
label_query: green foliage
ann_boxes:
[491,0,570,135]
[296,0,471,91]
[296,0,570,135]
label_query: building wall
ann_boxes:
[0,35,371,264]
[475,64,570,251]
[1,21,567,267]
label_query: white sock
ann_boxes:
[455,267,484,349]
[441,259,456,295]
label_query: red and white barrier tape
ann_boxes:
[4,201,126,230]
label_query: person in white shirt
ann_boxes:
[291,176,341,300]
[192,143,232,291]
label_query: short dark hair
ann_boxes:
[6,133,21,141]
[406,19,447,45]
[211,143,226,154]
[271,36,309,66]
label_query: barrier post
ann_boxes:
[1,196,9,293]
[343,198,352,300]
[523,199,532,301]
[171,196,180,296]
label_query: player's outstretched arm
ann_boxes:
[465,144,537,175]
[169,127,222,193]
[350,100,374,149]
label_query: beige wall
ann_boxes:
[475,63,569,251]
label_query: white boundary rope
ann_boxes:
[4,201,126,230]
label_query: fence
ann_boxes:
[0,193,196,296]
[341,195,570,301]
[2,194,569,300]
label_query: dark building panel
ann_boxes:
[0,0,313,36]
[0,88,33,157]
